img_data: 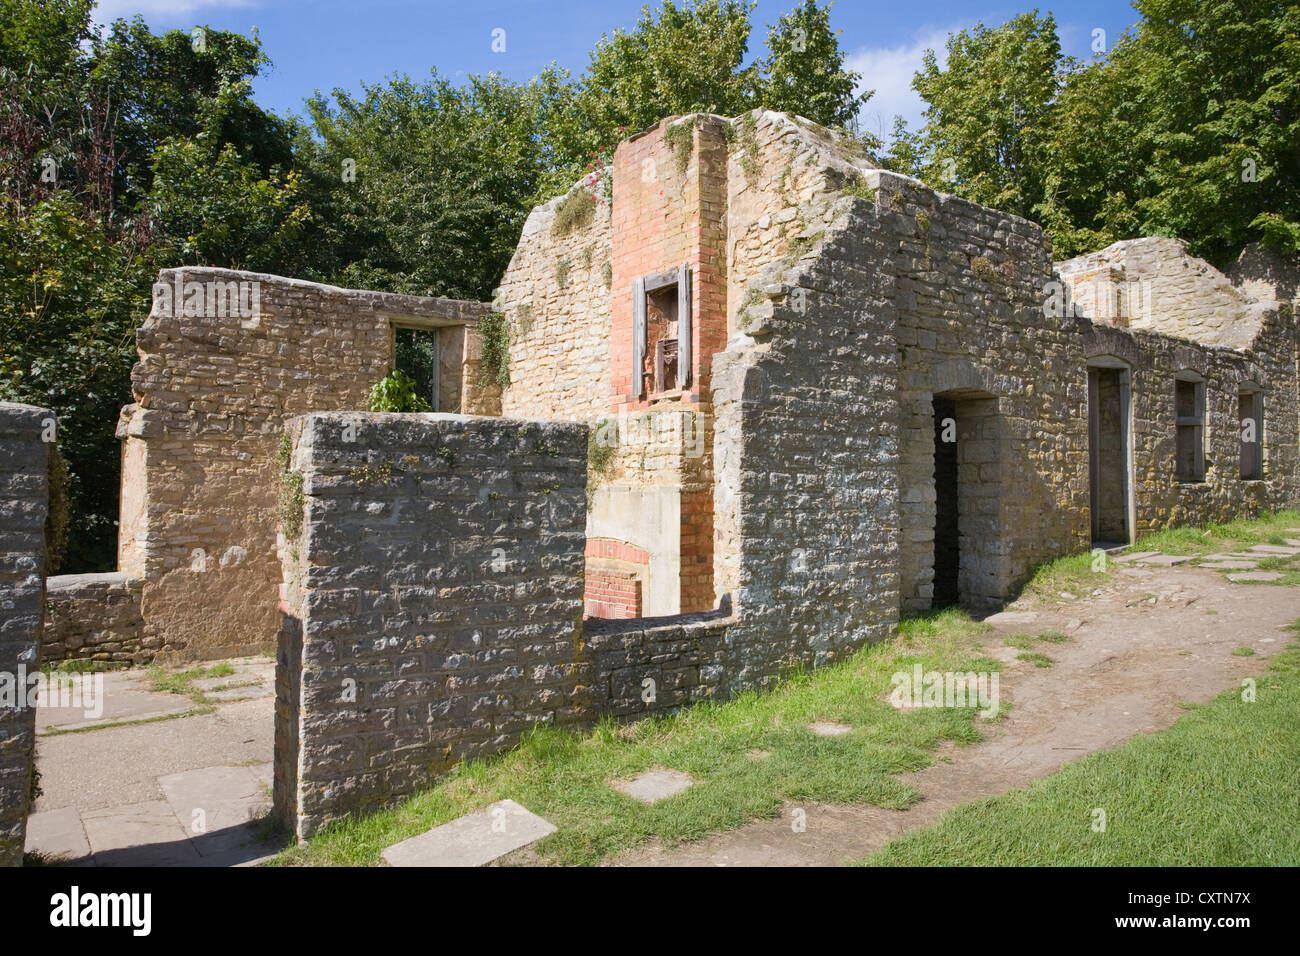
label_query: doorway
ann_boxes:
[932,396,960,606]
[930,390,1001,608]
[1087,360,1133,546]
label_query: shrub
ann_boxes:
[368,370,433,413]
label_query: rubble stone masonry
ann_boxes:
[121,268,492,660]
[0,402,50,866]
[274,412,588,838]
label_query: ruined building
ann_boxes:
[5,110,1296,846]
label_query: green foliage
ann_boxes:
[45,442,70,574]
[367,370,433,413]
[275,431,304,541]
[897,1,1300,264]
[0,3,298,571]
[302,68,576,299]
[555,258,571,289]
[476,312,510,389]
[569,0,872,163]
[737,110,762,182]
[552,188,597,237]
[663,119,696,174]
[908,13,1066,224]
[758,0,871,132]
[147,137,311,270]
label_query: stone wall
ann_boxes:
[43,573,145,665]
[583,612,730,717]
[122,267,492,661]
[495,182,613,422]
[871,171,1089,609]
[274,412,588,839]
[1083,312,1299,533]
[1229,242,1300,306]
[1056,237,1268,348]
[0,402,51,866]
[712,118,904,688]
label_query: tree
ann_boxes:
[302,69,574,300]
[1097,0,1300,262]
[574,0,758,151]
[570,0,873,161]
[0,2,304,570]
[758,0,869,130]
[906,12,1069,223]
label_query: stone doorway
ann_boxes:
[1087,359,1134,547]
[931,390,1001,608]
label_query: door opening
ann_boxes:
[932,396,960,607]
[1087,363,1131,546]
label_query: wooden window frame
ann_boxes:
[632,264,692,398]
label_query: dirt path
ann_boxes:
[608,563,1300,866]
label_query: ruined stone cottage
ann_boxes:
[5,109,1296,848]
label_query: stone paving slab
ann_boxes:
[982,610,1039,626]
[381,799,556,867]
[36,669,195,734]
[158,764,271,857]
[612,769,696,804]
[1136,553,1193,566]
[1227,571,1283,582]
[24,806,91,863]
[1248,545,1300,555]
[80,800,200,867]
[1111,551,1160,563]
[1199,561,1260,570]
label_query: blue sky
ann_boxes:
[91,0,1144,141]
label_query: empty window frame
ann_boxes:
[1174,373,1206,482]
[632,264,692,397]
[1239,386,1263,480]
[394,325,440,411]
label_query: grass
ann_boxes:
[40,658,125,674]
[272,608,1003,867]
[146,661,236,705]
[41,707,213,737]
[1004,630,1071,651]
[1024,549,1109,600]
[859,641,1300,866]
[1015,652,1055,668]
[1128,508,1300,558]
[1020,509,1300,600]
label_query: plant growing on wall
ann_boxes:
[552,188,597,237]
[664,119,696,175]
[367,370,433,412]
[476,312,511,388]
[586,417,618,506]
[276,431,305,541]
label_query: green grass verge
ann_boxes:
[1130,508,1300,558]
[272,608,1002,867]
[1022,509,1300,598]
[859,643,1300,866]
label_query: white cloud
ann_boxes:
[92,0,256,25]
[846,24,965,147]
